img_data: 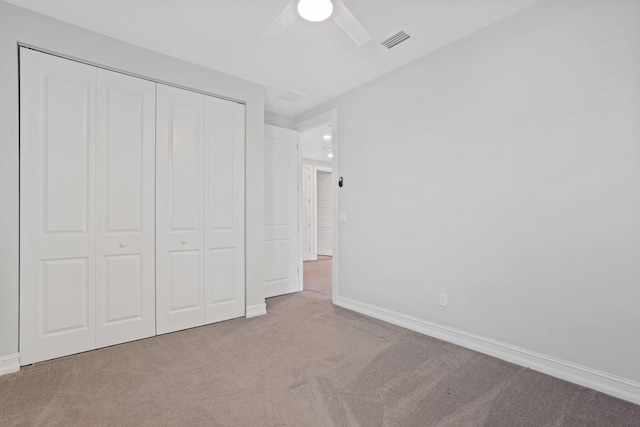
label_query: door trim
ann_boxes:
[294,109,338,303]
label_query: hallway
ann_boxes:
[303,256,332,297]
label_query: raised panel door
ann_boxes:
[156,84,205,334]
[204,96,245,323]
[95,68,156,347]
[264,125,300,298]
[20,48,97,364]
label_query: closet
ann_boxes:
[155,85,245,334]
[19,48,245,365]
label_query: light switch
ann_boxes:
[339,212,347,223]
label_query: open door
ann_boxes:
[264,125,300,297]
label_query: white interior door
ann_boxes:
[204,96,245,323]
[95,68,156,347]
[20,49,97,364]
[300,164,313,261]
[156,84,205,334]
[264,125,299,298]
[316,170,334,256]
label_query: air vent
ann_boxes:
[381,31,410,49]
[279,90,306,102]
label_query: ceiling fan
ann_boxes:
[262,0,373,46]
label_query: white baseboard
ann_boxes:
[246,303,267,318]
[0,353,20,376]
[335,296,640,405]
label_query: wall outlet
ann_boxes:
[339,212,347,223]
[439,293,448,307]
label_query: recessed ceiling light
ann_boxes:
[327,152,334,158]
[297,0,333,22]
[322,134,332,141]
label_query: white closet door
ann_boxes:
[156,84,205,334]
[301,164,313,261]
[264,125,300,298]
[204,96,245,323]
[20,49,97,364]
[316,170,334,256]
[95,69,156,347]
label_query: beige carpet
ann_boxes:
[303,256,332,296]
[1,291,639,426]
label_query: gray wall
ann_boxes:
[295,0,640,387]
[0,1,265,359]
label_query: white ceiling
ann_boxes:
[5,0,544,117]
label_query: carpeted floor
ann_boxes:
[1,290,639,426]
[303,256,332,296]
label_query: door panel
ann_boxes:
[264,125,299,298]
[169,250,201,312]
[204,96,245,323]
[170,104,202,231]
[207,248,235,302]
[95,68,156,347]
[156,84,205,334]
[42,74,91,235]
[103,255,142,323]
[41,257,90,335]
[20,48,97,364]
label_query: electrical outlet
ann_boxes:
[439,293,448,307]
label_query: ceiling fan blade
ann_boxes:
[262,0,298,41]
[331,0,373,46]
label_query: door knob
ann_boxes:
[119,242,126,248]
[181,240,187,245]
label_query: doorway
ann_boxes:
[298,121,334,297]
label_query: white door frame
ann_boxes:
[294,109,338,303]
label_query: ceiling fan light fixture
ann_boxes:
[297,0,334,22]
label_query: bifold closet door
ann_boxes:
[204,96,245,324]
[95,68,156,347]
[156,84,206,334]
[20,49,157,364]
[156,84,246,334]
[20,49,97,364]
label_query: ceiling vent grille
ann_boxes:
[279,90,306,102]
[381,31,410,49]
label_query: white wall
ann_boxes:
[265,111,294,129]
[295,0,640,401]
[0,1,266,360]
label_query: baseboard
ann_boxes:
[0,353,20,376]
[335,296,640,405]
[246,303,267,318]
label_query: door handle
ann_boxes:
[119,242,126,248]
[181,240,187,245]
